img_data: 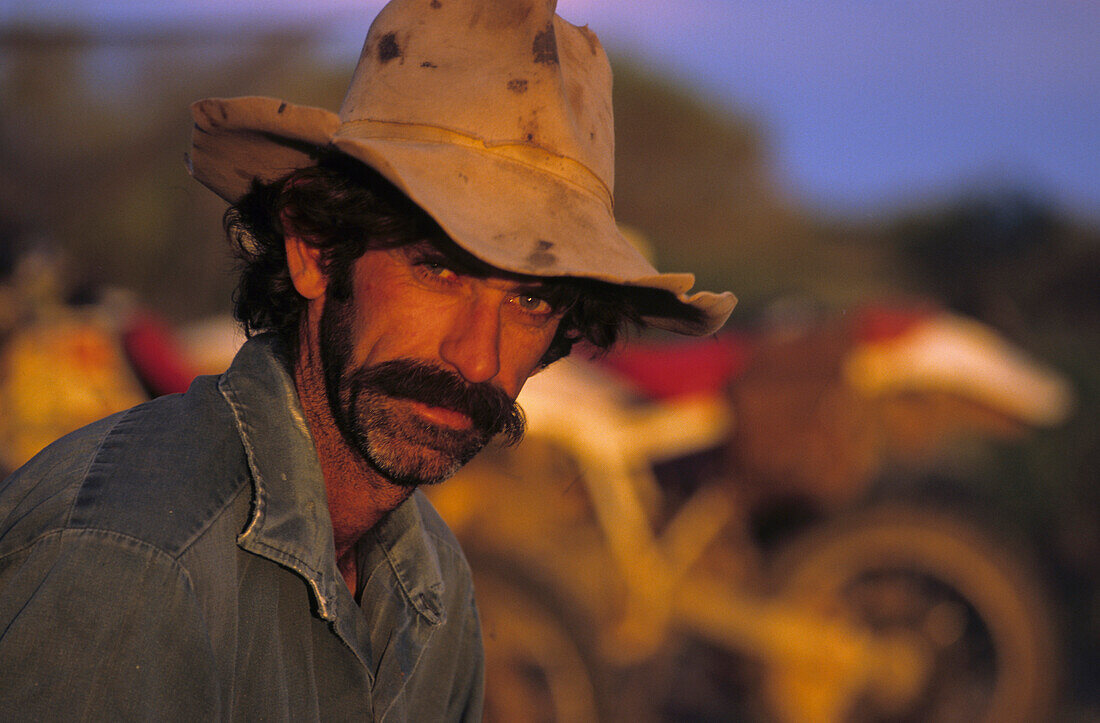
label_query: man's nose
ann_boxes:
[439,295,502,384]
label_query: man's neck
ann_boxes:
[292,339,413,593]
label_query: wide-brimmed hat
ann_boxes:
[187,0,735,335]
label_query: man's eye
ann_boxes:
[514,294,553,316]
[417,261,457,282]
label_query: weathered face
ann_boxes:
[316,241,565,487]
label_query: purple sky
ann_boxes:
[3,0,1097,220]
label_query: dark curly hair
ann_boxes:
[224,151,699,366]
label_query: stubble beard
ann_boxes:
[318,294,525,488]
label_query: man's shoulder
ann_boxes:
[0,412,123,555]
[0,374,250,559]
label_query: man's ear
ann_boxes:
[285,231,327,300]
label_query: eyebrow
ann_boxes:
[404,241,488,277]
[404,240,539,285]
[403,240,577,309]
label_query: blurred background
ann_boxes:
[1,1,1096,720]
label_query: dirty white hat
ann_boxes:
[187,0,736,335]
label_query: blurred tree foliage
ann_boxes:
[612,62,907,310]
[0,25,349,320]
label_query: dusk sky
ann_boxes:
[3,0,1097,220]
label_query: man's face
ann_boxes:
[317,241,565,487]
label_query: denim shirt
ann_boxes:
[0,334,484,721]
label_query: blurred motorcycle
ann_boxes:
[427,304,1071,722]
[0,251,199,475]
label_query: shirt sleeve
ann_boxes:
[0,528,220,720]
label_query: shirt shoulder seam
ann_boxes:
[0,525,199,590]
[61,410,131,529]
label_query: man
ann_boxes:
[0,0,734,719]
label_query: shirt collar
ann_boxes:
[217,333,445,623]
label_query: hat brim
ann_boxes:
[189,97,736,335]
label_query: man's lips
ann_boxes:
[404,399,474,430]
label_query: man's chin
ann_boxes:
[337,394,499,487]
[358,426,486,488]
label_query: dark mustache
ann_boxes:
[350,359,525,443]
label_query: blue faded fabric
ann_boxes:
[0,334,484,721]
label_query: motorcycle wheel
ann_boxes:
[474,568,602,723]
[769,506,1059,722]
